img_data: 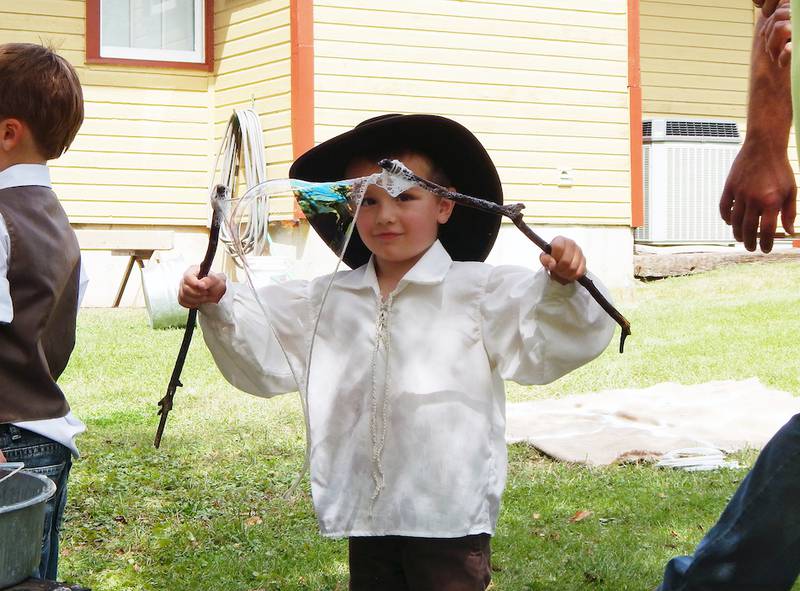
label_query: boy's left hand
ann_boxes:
[540,236,586,285]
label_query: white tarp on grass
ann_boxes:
[506,378,800,466]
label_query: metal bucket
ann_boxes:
[0,463,56,588]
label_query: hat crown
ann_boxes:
[355,114,403,128]
[290,113,503,267]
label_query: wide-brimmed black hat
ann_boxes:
[289,114,503,269]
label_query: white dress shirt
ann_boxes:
[200,240,614,538]
[0,163,87,457]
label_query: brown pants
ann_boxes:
[348,534,492,591]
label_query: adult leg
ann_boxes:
[658,413,800,591]
[0,425,73,581]
[402,534,492,591]
[349,536,409,591]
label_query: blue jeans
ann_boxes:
[659,413,800,591]
[1,424,72,581]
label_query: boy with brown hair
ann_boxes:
[180,114,615,590]
[0,43,86,580]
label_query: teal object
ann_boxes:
[293,179,356,218]
[293,179,360,255]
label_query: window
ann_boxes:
[86,0,213,70]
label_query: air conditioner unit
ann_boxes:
[635,119,741,243]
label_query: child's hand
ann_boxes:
[763,1,792,67]
[178,265,227,308]
[539,236,586,285]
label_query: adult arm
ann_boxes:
[754,0,784,17]
[719,10,795,252]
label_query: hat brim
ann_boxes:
[289,114,503,269]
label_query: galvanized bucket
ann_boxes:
[0,463,56,588]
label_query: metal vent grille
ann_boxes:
[637,119,741,243]
[642,121,652,139]
[665,144,737,241]
[665,120,739,139]
[636,145,651,241]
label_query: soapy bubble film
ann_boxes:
[220,169,417,264]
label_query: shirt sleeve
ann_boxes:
[199,278,309,398]
[0,213,12,324]
[77,259,89,309]
[480,265,615,385]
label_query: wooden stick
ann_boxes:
[154,185,225,448]
[378,159,631,353]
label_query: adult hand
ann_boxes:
[720,139,796,252]
[763,2,792,66]
[178,265,227,308]
[540,236,586,284]
[754,0,786,18]
[0,449,5,463]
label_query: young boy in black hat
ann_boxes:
[0,43,86,580]
[180,114,615,590]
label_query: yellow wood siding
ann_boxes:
[213,0,294,218]
[313,0,631,225]
[640,1,753,121]
[3,0,214,226]
[10,1,775,231]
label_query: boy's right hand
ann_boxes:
[178,265,227,308]
[539,236,586,285]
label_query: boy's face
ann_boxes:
[346,153,454,273]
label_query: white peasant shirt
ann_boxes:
[199,240,614,538]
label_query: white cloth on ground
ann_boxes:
[506,378,800,466]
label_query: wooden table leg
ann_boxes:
[112,256,137,308]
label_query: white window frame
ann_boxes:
[99,0,205,64]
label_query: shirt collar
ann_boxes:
[336,239,453,292]
[0,164,51,191]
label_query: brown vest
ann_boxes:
[0,185,80,423]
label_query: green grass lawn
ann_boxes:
[59,261,800,590]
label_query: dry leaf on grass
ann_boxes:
[569,509,593,523]
[245,515,263,527]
